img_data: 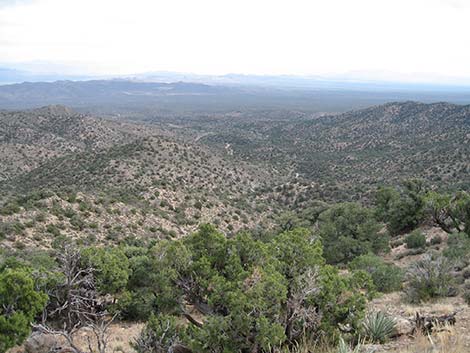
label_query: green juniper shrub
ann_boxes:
[115,289,158,321]
[0,268,48,353]
[349,254,403,293]
[317,203,389,264]
[425,191,470,235]
[444,233,470,268]
[0,202,21,216]
[405,230,426,249]
[132,225,374,352]
[81,247,130,296]
[375,180,426,236]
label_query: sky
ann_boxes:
[1,0,470,83]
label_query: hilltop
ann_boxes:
[0,105,163,181]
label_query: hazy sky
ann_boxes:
[1,0,470,82]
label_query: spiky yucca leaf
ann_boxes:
[336,337,363,353]
[362,311,396,343]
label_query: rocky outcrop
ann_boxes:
[24,333,57,353]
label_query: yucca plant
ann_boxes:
[336,337,363,353]
[362,311,396,343]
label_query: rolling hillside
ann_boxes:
[0,106,290,249]
[1,102,470,249]
[199,101,470,200]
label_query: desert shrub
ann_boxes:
[349,254,403,293]
[81,247,130,295]
[317,203,389,264]
[405,230,426,249]
[425,191,470,235]
[375,180,426,235]
[0,202,21,216]
[115,289,157,321]
[430,235,442,245]
[444,233,470,267]
[361,311,396,343]
[464,289,470,306]
[46,223,61,237]
[0,268,48,353]
[405,252,457,303]
[133,314,182,353]
[139,225,373,352]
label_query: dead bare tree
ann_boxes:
[285,267,322,341]
[414,312,457,334]
[33,245,116,353]
[87,313,119,353]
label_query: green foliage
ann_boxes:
[317,203,388,264]
[0,268,48,353]
[361,311,396,344]
[375,180,426,235]
[81,247,130,295]
[349,254,403,293]
[115,289,156,321]
[180,225,288,352]
[275,200,329,232]
[405,252,457,303]
[443,233,470,267]
[405,230,426,249]
[425,191,470,235]
[128,225,373,352]
[0,202,21,216]
[315,266,374,339]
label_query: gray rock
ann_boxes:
[394,318,414,336]
[24,333,57,353]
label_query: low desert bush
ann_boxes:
[405,230,426,249]
[349,254,403,293]
[405,252,457,303]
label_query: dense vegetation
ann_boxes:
[1,102,470,352]
[1,182,469,352]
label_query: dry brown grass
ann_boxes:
[389,324,467,353]
[8,323,143,353]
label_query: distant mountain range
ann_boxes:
[2,78,470,112]
[0,67,92,85]
[3,65,470,91]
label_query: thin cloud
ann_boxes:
[0,0,469,82]
[438,0,470,8]
[0,0,34,8]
